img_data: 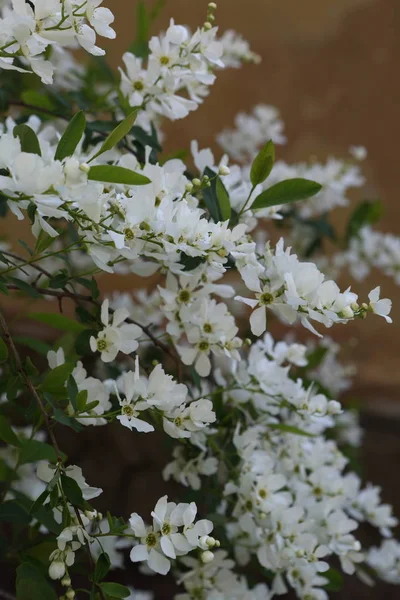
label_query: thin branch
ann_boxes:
[74,508,106,600]
[0,307,63,462]
[6,284,92,302]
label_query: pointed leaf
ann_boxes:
[88,165,150,186]
[88,109,138,162]
[216,177,231,221]
[54,111,86,161]
[0,415,21,447]
[99,582,131,598]
[16,563,57,600]
[13,124,41,156]
[29,312,87,333]
[251,178,322,211]
[250,139,275,186]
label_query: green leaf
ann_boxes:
[88,165,151,186]
[251,178,322,211]
[99,582,131,598]
[21,90,56,112]
[88,109,138,162]
[13,124,42,156]
[76,389,89,412]
[16,562,57,600]
[8,277,42,298]
[75,329,97,356]
[29,488,51,516]
[269,423,315,437]
[29,312,87,333]
[250,140,275,186]
[94,552,111,582]
[53,408,84,432]
[60,474,85,508]
[346,199,383,242]
[42,363,74,395]
[129,1,150,58]
[19,439,59,464]
[34,230,55,255]
[0,337,8,363]
[323,567,344,592]
[67,375,79,411]
[13,336,52,356]
[54,110,86,161]
[0,500,31,524]
[21,540,57,568]
[202,167,221,222]
[0,415,21,447]
[216,177,231,221]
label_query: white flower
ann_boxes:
[115,368,154,434]
[90,299,142,362]
[368,286,392,323]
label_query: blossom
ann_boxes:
[90,299,142,362]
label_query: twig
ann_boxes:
[0,307,63,462]
[74,509,106,600]
[6,284,92,302]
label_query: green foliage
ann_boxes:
[29,312,87,333]
[94,552,111,582]
[16,563,57,600]
[216,177,231,221]
[346,199,383,242]
[0,415,21,446]
[99,582,131,598]
[88,165,151,186]
[0,337,8,363]
[19,439,59,464]
[251,178,322,210]
[54,110,86,161]
[42,362,74,395]
[88,109,138,162]
[250,140,275,186]
[13,124,42,156]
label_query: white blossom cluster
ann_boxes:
[0,0,115,83]
[334,225,400,284]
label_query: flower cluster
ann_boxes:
[0,0,115,83]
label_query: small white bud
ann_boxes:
[341,306,354,319]
[79,162,90,173]
[66,590,75,600]
[185,182,194,192]
[192,178,201,187]
[218,165,230,176]
[201,550,215,563]
[351,302,360,312]
[49,561,66,580]
[208,2,217,9]
[203,21,212,30]
[61,576,71,587]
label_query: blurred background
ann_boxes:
[2,0,400,597]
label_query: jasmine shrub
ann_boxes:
[0,2,398,600]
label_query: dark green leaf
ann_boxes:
[13,336,52,355]
[202,167,221,222]
[323,567,344,592]
[13,124,42,156]
[269,423,315,437]
[88,110,138,162]
[29,488,51,516]
[94,552,111,582]
[53,409,84,432]
[42,362,74,395]
[0,500,31,524]
[346,199,383,242]
[88,165,150,186]
[16,562,57,600]
[250,140,275,186]
[29,312,86,333]
[251,178,322,211]
[99,582,131,598]
[216,177,231,221]
[19,439,58,464]
[8,277,42,298]
[75,329,97,356]
[21,90,56,112]
[0,337,8,363]
[0,415,21,447]
[76,390,89,412]
[60,474,85,507]
[54,110,86,161]
[67,375,79,411]
[34,230,55,255]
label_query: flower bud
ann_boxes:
[79,162,90,173]
[66,590,75,600]
[185,182,194,193]
[61,576,71,587]
[208,2,217,8]
[351,302,360,312]
[341,306,354,319]
[49,561,66,580]
[201,550,215,563]
[218,165,230,176]
[203,21,212,30]
[192,178,201,187]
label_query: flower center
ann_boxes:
[203,323,213,333]
[162,522,171,535]
[133,80,144,90]
[124,227,135,240]
[178,290,191,303]
[122,405,134,417]
[160,56,170,65]
[259,488,267,499]
[97,339,107,351]
[174,417,183,427]
[145,532,157,548]
[259,292,273,306]
[198,340,210,352]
